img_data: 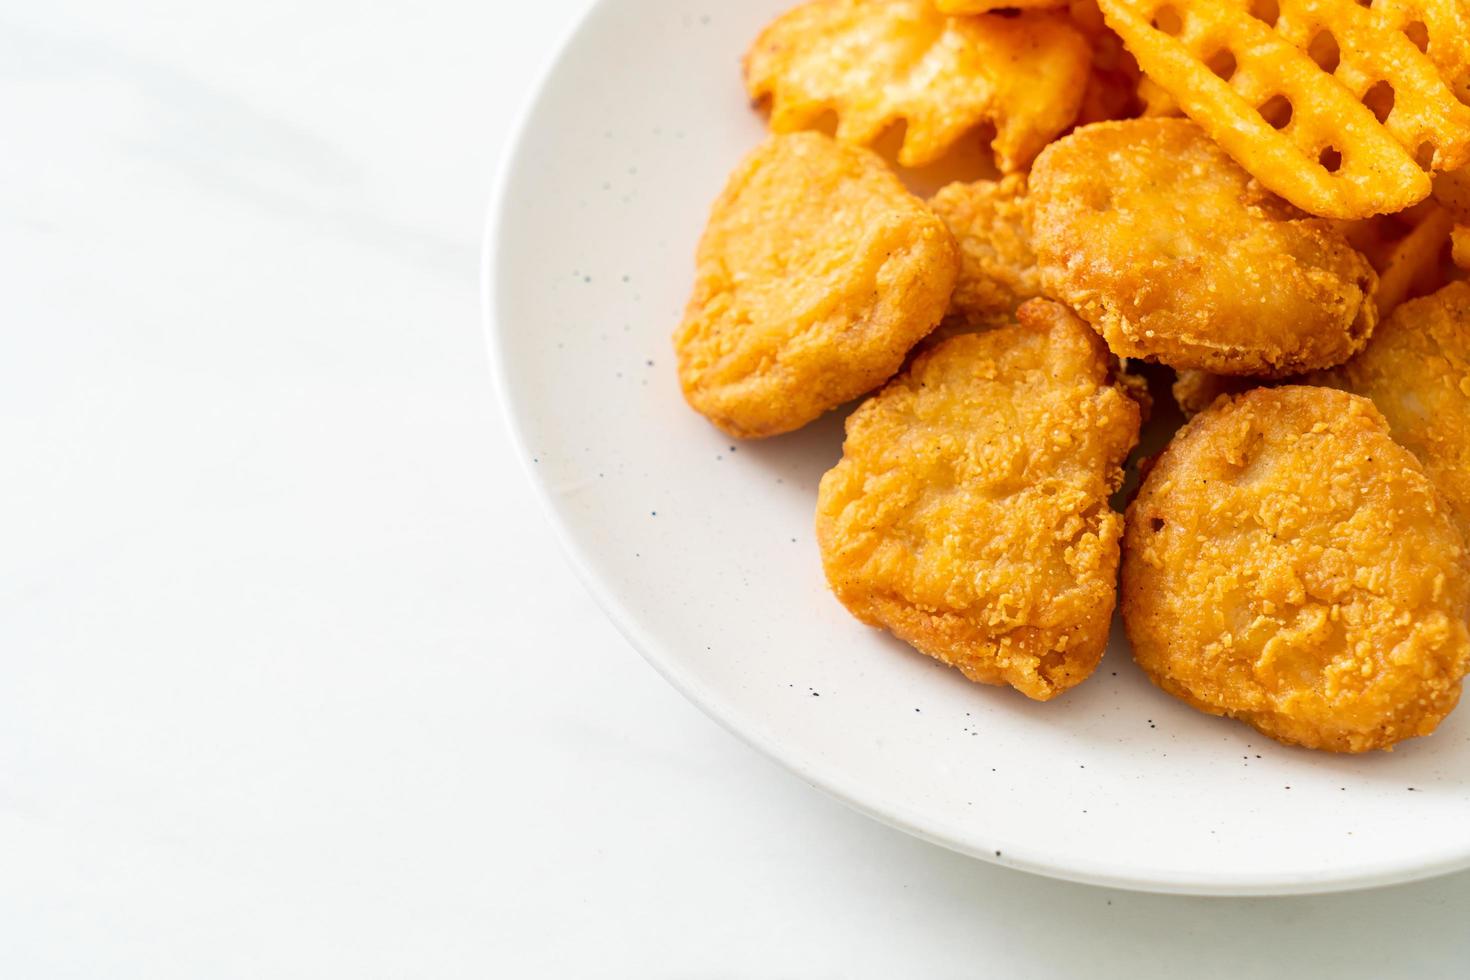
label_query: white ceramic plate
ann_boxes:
[485,0,1470,895]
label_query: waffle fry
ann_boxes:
[1369,0,1470,107]
[1137,75,1181,116]
[1438,166,1470,221]
[1373,204,1454,317]
[745,0,1091,171]
[1099,0,1470,217]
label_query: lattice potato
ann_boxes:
[745,0,1091,172]
[1439,165,1470,220]
[1338,202,1457,316]
[1099,0,1470,217]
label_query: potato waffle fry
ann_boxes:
[1136,75,1182,116]
[1369,0,1470,104]
[1372,203,1454,316]
[745,0,1091,171]
[1099,0,1470,217]
[1438,166,1470,220]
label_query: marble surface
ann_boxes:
[3,0,1469,975]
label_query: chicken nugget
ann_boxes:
[817,299,1142,701]
[1313,282,1470,542]
[1123,386,1470,753]
[744,0,1090,172]
[1029,119,1378,376]
[675,133,958,439]
[927,175,1040,329]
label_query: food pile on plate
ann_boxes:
[671,0,1470,753]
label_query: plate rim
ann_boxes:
[479,0,1470,897]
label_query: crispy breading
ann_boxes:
[816,300,1142,701]
[1313,282,1470,542]
[926,175,1041,328]
[1455,225,1470,270]
[674,133,958,439]
[1122,386,1470,752]
[744,0,1090,171]
[1029,119,1378,376]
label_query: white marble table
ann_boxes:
[3,0,1469,974]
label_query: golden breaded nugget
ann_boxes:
[1123,386,1470,753]
[1100,0,1470,218]
[1170,369,1254,417]
[674,133,958,439]
[744,0,1090,171]
[1030,119,1377,375]
[1314,282,1470,540]
[816,300,1142,701]
[1455,224,1470,269]
[927,175,1041,327]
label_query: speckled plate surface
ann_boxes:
[484,0,1470,895]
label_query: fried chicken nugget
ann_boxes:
[1029,119,1378,376]
[926,175,1041,328]
[817,300,1142,700]
[744,0,1090,172]
[1314,282,1470,542]
[1123,386,1470,752]
[675,133,959,439]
